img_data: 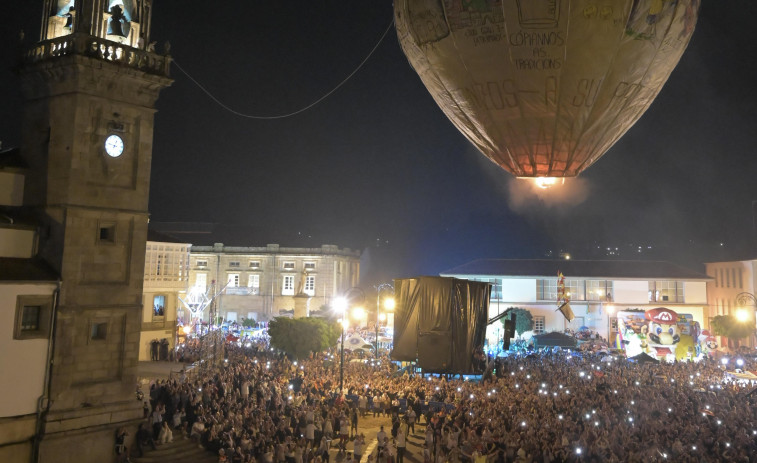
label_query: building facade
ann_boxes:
[705,258,757,349]
[139,233,191,361]
[441,259,711,347]
[188,243,360,323]
[0,147,60,462]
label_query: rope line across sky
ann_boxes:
[172,18,395,120]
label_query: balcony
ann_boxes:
[24,33,171,77]
[225,287,259,296]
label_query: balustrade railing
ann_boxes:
[225,286,261,296]
[24,33,171,77]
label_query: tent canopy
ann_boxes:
[629,352,660,363]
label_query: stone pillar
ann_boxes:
[293,293,310,318]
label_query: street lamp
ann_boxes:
[736,292,756,324]
[334,287,365,394]
[735,292,757,349]
[352,306,366,324]
[375,283,395,359]
[736,292,757,307]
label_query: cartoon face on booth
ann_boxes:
[645,308,680,345]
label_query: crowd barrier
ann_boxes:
[344,394,455,415]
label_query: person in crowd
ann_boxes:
[115,426,130,463]
[134,422,156,458]
[151,401,165,440]
[353,433,365,462]
[396,426,406,463]
[405,407,416,435]
[350,406,359,439]
[376,425,387,458]
[159,420,173,444]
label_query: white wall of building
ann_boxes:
[684,281,707,304]
[501,278,537,302]
[613,280,649,304]
[467,274,711,349]
[0,283,56,417]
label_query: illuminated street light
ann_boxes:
[735,292,756,322]
[335,288,365,394]
[334,297,347,314]
[352,306,366,323]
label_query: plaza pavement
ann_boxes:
[328,412,427,463]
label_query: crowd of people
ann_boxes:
[132,338,757,463]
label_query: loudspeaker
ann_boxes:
[503,317,516,349]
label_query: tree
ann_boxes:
[240,317,256,328]
[711,314,754,348]
[268,317,341,359]
[501,307,533,338]
[308,304,332,319]
[710,315,730,338]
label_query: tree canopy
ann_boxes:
[267,317,340,359]
[710,314,754,342]
[501,307,533,337]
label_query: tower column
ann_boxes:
[19,2,172,461]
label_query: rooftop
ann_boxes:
[0,257,59,282]
[441,259,711,280]
[147,228,191,245]
[149,222,359,255]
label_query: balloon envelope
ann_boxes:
[394,0,700,178]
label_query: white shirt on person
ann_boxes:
[397,430,406,448]
[353,438,364,456]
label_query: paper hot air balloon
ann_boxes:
[394,0,700,178]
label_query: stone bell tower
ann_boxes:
[18,1,171,461]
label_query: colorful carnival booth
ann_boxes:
[614,307,713,362]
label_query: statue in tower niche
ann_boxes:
[64,6,75,28]
[108,5,129,37]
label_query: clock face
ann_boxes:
[104,134,124,157]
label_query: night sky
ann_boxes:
[1,1,756,287]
